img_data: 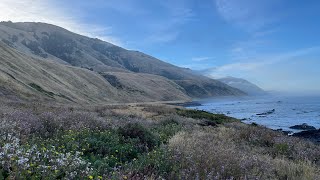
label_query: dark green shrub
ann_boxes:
[176,109,237,124]
[123,147,176,179]
[274,143,289,155]
[0,168,9,180]
[81,130,140,164]
[153,120,182,143]
[28,129,144,175]
[119,123,160,151]
[159,119,179,126]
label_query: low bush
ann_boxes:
[120,146,176,179]
[176,109,238,124]
[153,119,183,143]
[3,128,164,178]
[142,105,176,115]
[118,123,160,151]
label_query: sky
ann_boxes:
[0,0,320,93]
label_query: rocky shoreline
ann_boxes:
[292,129,320,144]
[185,104,320,144]
[276,123,320,144]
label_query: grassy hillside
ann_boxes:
[1,100,319,179]
[0,21,245,98]
[0,42,190,103]
[100,72,188,101]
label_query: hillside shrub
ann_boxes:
[118,123,160,151]
[177,109,237,124]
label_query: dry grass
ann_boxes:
[168,124,320,179]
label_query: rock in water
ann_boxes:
[256,109,275,116]
[289,123,316,130]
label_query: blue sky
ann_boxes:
[1,0,320,92]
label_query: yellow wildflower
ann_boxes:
[88,175,94,179]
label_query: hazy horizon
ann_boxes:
[1,0,319,92]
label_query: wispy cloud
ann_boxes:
[214,0,285,65]
[75,0,147,15]
[229,39,272,61]
[143,1,195,44]
[0,0,123,46]
[179,56,216,70]
[191,57,214,62]
[146,31,180,44]
[214,0,280,32]
[180,63,211,70]
[196,46,320,91]
[253,28,279,38]
[202,46,320,78]
[0,0,196,47]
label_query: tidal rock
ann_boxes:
[289,123,316,130]
[256,109,275,116]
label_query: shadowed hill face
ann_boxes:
[0,22,245,98]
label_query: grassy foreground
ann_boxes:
[1,101,320,179]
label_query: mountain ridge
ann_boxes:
[0,41,192,103]
[217,76,266,96]
[0,21,246,103]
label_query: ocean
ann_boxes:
[186,95,320,133]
